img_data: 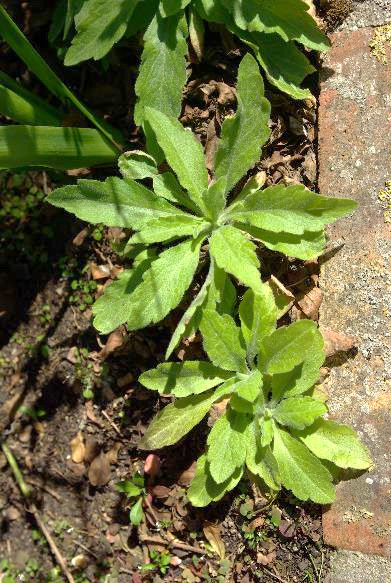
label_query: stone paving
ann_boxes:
[318,2,391,579]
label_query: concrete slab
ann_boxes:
[339,0,391,30]
[318,27,391,556]
[326,551,391,583]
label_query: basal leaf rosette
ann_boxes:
[48,54,356,355]
[139,286,372,507]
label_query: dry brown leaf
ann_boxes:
[203,522,225,559]
[88,452,111,487]
[99,329,125,359]
[84,437,100,463]
[90,262,111,280]
[177,463,197,486]
[117,372,134,388]
[72,227,89,246]
[321,328,358,357]
[296,287,324,320]
[70,432,86,463]
[106,442,121,464]
[267,275,295,317]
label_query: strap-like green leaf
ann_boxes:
[240,223,327,261]
[273,396,327,430]
[258,320,319,375]
[203,177,227,221]
[65,0,140,65]
[230,370,263,413]
[187,454,243,507]
[200,309,247,373]
[260,416,274,447]
[139,384,229,450]
[239,286,277,364]
[298,419,372,470]
[272,425,335,504]
[129,216,209,245]
[0,5,122,146]
[160,0,192,17]
[214,53,270,194]
[139,361,233,397]
[48,177,188,229]
[153,172,198,212]
[135,11,188,125]
[0,72,63,126]
[271,329,324,400]
[122,237,203,331]
[0,126,118,170]
[145,107,209,213]
[210,225,262,293]
[227,184,357,235]
[205,263,237,315]
[245,420,280,489]
[207,409,248,483]
[224,0,330,52]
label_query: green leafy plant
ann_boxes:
[48,54,356,356]
[141,550,172,575]
[138,286,372,506]
[115,474,146,525]
[58,0,329,106]
[0,5,122,170]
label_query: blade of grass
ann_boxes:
[0,125,118,170]
[0,71,63,125]
[0,4,123,148]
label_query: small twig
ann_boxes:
[1,441,75,583]
[101,410,122,436]
[143,495,160,524]
[73,540,99,560]
[139,533,205,554]
[261,566,290,583]
[28,478,61,501]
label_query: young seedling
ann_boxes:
[48,54,356,357]
[139,284,372,506]
[115,474,147,526]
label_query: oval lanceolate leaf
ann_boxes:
[160,0,192,17]
[239,286,277,364]
[139,361,233,397]
[200,309,247,373]
[48,177,189,230]
[207,409,248,484]
[227,184,358,235]
[271,328,324,400]
[273,396,327,430]
[187,454,244,507]
[118,150,157,180]
[245,420,280,490]
[210,225,262,293]
[214,53,270,194]
[129,216,209,245]
[298,419,372,470]
[135,11,188,124]
[258,320,319,375]
[140,384,229,450]
[123,237,203,331]
[144,107,209,213]
[224,0,330,52]
[272,425,335,504]
[64,0,140,65]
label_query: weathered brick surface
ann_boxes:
[318,28,391,557]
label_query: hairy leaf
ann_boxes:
[225,0,330,51]
[153,171,197,210]
[118,151,157,180]
[210,225,261,293]
[188,454,243,507]
[139,361,232,397]
[135,11,188,125]
[298,419,372,470]
[200,309,247,373]
[273,396,327,430]
[230,370,263,413]
[205,263,237,315]
[214,53,270,194]
[227,184,357,235]
[65,0,140,65]
[260,416,274,447]
[145,107,209,212]
[140,385,229,449]
[245,420,280,489]
[258,320,319,375]
[129,216,208,244]
[204,178,227,221]
[161,0,192,17]
[48,177,189,230]
[239,286,276,363]
[207,409,248,483]
[272,426,335,504]
[122,237,202,331]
